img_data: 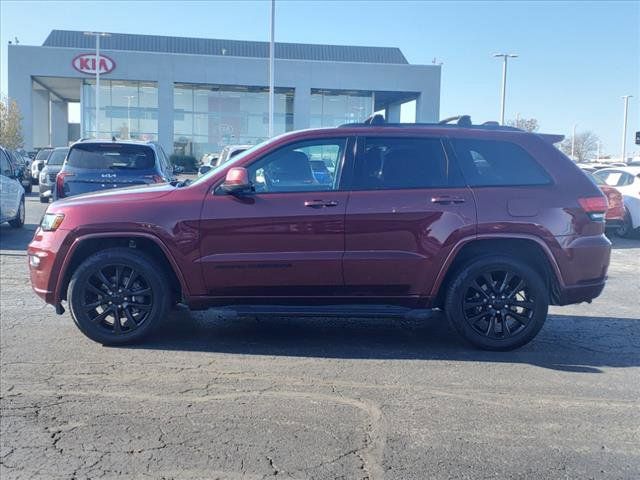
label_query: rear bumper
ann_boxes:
[555,280,606,306]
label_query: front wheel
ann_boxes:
[615,208,633,238]
[444,256,549,351]
[68,248,170,345]
[8,197,25,228]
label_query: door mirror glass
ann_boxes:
[221,167,252,194]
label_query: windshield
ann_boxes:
[67,143,156,170]
[189,141,267,187]
[46,149,69,165]
[35,149,52,160]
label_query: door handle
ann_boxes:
[304,200,339,208]
[431,196,466,205]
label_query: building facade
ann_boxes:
[8,30,441,158]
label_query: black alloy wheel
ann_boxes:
[68,248,169,345]
[445,255,548,351]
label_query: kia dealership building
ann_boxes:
[8,30,441,158]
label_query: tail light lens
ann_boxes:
[56,171,74,198]
[578,196,608,221]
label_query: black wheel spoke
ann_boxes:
[130,287,151,297]
[507,279,525,298]
[482,273,497,294]
[499,272,513,294]
[91,308,112,324]
[509,300,535,309]
[463,299,485,309]
[467,311,489,324]
[128,302,151,311]
[97,270,112,290]
[112,308,122,334]
[507,311,530,325]
[84,299,106,310]
[123,308,138,329]
[471,281,491,299]
[124,269,137,289]
[114,266,121,288]
[485,315,496,336]
[86,284,105,296]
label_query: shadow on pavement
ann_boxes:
[131,311,639,373]
[0,223,38,253]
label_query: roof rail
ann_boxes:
[339,114,524,131]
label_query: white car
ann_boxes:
[30,147,53,184]
[593,166,640,237]
[0,146,26,228]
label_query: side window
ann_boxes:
[247,138,346,193]
[353,137,455,190]
[596,171,626,187]
[452,139,552,187]
[1,150,13,177]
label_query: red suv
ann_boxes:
[28,117,611,350]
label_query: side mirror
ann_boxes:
[37,162,45,171]
[221,167,252,195]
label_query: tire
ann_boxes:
[23,182,32,194]
[67,247,170,345]
[39,195,49,203]
[615,208,633,238]
[444,255,549,351]
[8,197,25,228]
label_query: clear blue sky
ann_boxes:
[1,0,638,156]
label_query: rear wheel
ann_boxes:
[8,197,25,228]
[68,248,169,345]
[444,255,548,351]
[23,182,32,194]
[615,208,633,238]
[39,195,49,203]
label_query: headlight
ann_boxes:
[40,171,47,182]
[40,213,65,231]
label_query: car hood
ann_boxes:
[52,182,176,207]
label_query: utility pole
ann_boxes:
[84,32,111,137]
[268,0,275,137]
[493,53,518,125]
[571,123,577,161]
[621,95,633,163]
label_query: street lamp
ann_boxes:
[268,0,275,138]
[493,53,518,125]
[84,32,111,137]
[621,95,633,163]
[571,123,578,161]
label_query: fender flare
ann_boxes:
[428,233,565,298]
[54,231,190,304]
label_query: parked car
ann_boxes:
[592,166,640,237]
[31,147,53,184]
[39,147,69,203]
[54,140,178,200]
[0,145,25,228]
[588,173,625,230]
[8,149,33,193]
[28,116,611,350]
[216,145,251,166]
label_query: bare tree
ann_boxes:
[559,131,600,162]
[506,117,539,132]
[0,96,24,149]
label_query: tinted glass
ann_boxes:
[47,149,69,165]
[67,144,156,170]
[353,137,454,190]
[35,148,52,160]
[0,150,12,176]
[452,139,551,186]
[247,138,346,193]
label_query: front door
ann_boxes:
[343,135,476,298]
[199,137,352,297]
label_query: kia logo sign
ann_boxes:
[72,53,116,75]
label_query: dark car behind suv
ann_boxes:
[55,140,178,199]
[28,117,611,350]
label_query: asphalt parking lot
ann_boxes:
[1,193,639,479]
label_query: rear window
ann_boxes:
[451,139,551,187]
[47,149,68,165]
[67,144,156,170]
[35,149,52,160]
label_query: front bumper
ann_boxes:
[27,227,70,305]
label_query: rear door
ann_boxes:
[0,149,21,222]
[343,135,476,298]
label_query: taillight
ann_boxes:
[56,171,74,198]
[578,196,608,221]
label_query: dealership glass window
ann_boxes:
[173,83,294,160]
[82,80,158,141]
[310,89,373,128]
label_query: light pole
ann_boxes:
[493,53,518,125]
[268,0,275,138]
[84,32,111,137]
[125,95,135,138]
[571,123,577,161]
[621,95,633,163]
